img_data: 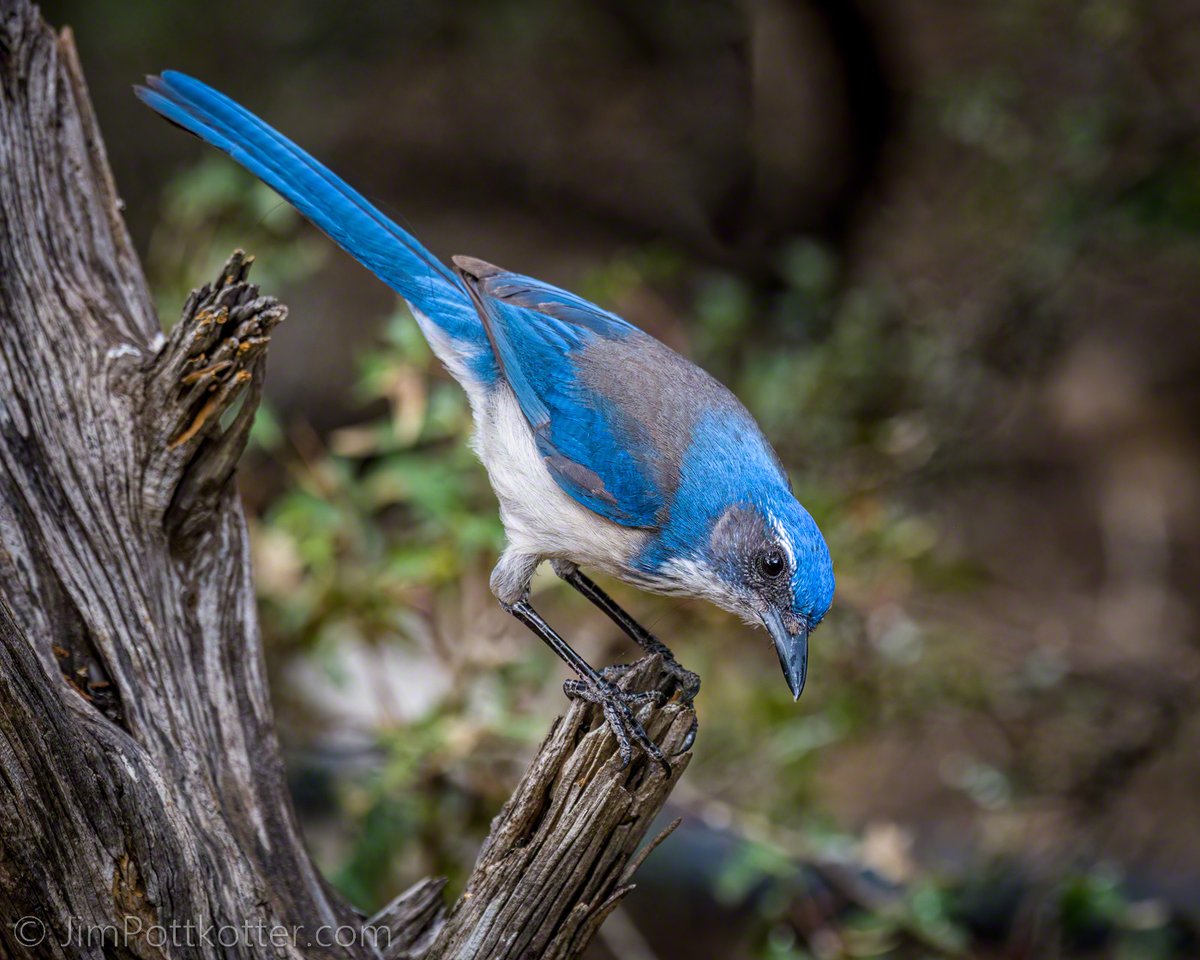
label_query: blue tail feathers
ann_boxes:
[137,71,492,376]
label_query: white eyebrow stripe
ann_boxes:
[768,510,796,568]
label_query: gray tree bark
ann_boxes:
[0,2,692,958]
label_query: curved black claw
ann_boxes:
[666,660,699,754]
[598,655,699,756]
[563,678,671,776]
[674,712,699,756]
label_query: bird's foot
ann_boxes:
[600,651,700,704]
[598,653,700,754]
[563,677,672,775]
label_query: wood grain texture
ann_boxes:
[0,1,693,957]
[424,656,692,960]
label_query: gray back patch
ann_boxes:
[576,331,754,511]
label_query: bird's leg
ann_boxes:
[553,563,701,701]
[553,563,700,754]
[503,598,672,775]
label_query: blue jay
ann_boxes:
[137,72,835,772]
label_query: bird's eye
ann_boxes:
[757,548,787,579]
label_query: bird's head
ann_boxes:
[702,495,834,700]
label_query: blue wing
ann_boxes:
[454,257,665,527]
[136,72,495,380]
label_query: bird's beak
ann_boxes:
[762,608,808,701]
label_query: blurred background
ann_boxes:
[45,0,1200,956]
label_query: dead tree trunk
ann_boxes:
[0,2,693,959]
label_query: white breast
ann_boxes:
[410,307,647,599]
[473,386,647,576]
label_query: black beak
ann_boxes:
[762,609,808,701]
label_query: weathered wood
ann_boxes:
[369,878,448,960]
[425,656,691,960]
[0,2,692,957]
[368,655,693,960]
[0,3,356,949]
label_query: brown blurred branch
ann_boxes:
[0,2,691,958]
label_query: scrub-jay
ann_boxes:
[137,72,835,773]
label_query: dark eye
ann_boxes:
[757,548,787,579]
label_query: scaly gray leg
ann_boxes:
[553,563,700,753]
[502,599,672,775]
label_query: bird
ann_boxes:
[136,71,835,773]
